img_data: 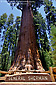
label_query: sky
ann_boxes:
[0,0,56,52]
[0,0,22,19]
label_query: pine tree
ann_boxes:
[0,13,7,52]
[44,0,56,67]
[15,16,21,47]
[0,13,7,76]
[50,24,56,66]
[0,14,21,72]
[33,10,52,70]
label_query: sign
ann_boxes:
[5,73,52,82]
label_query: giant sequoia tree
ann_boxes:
[6,0,45,71]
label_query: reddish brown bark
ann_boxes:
[9,2,44,71]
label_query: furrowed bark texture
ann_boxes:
[10,2,44,71]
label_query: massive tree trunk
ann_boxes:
[10,1,44,71]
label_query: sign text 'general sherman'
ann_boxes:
[5,73,52,82]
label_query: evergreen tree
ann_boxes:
[15,16,21,46]
[50,24,56,66]
[0,13,7,51]
[44,0,56,66]
[0,13,7,76]
[33,10,52,70]
[0,14,21,73]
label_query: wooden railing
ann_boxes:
[0,67,56,82]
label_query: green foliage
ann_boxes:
[44,0,53,14]
[0,13,21,72]
[43,50,53,68]
[44,0,56,67]
[0,13,7,27]
[33,7,53,70]
[50,25,56,66]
